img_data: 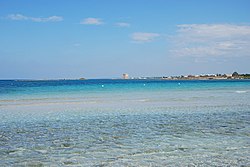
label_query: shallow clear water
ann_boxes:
[0,80,250,166]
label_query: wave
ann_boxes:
[235,90,247,93]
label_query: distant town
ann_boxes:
[121,72,250,80]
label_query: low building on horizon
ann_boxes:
[122,73,129,79]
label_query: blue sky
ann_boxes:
[0,0,250,79]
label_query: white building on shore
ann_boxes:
[122,73,129,79]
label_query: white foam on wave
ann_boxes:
[235,90,247,94]
[137,99,150,102]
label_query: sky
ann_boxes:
[0,0,250,79]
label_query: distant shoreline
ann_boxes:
[0,78,250,81]
[1,72,250,81]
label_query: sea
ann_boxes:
[0,79,249,166]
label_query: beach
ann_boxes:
[0,79,250,166]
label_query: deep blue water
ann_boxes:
[1,79,250,89]
[0,80,250,166]
[1,79,250,97]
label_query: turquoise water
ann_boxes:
[0,80,250,166]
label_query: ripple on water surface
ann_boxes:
[1,80,250,166]
[0,108,249,166]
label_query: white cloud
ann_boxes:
[131,32,160,43]
[31,16,63,22]
[7,14,63,22]
[7,14,28,20]
[170,24,250,57]
[116,22,130,27]
[80,18,103,25]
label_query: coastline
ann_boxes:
[1,78,250,82]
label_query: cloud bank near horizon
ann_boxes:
[170,24,250,58]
